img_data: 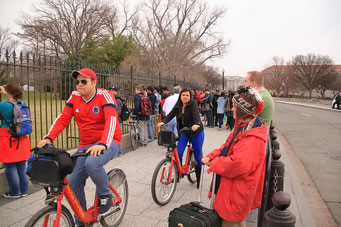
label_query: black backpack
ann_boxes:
[30,144,74,186]
[116,97,130,121]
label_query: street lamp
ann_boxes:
[222,69,225,91]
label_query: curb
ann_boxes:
[277,130,316,227]
[275,100,341,112]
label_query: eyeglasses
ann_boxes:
[76,80,88,85]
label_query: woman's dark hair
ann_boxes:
[5,82,23,100]
[176,87,193,107]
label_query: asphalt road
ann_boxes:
[274,102,341,226]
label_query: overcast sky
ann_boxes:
[1,0,340,77]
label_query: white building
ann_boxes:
[225,76,244,92]
[23,85,35,92]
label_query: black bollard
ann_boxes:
[270,130,277,141]
[264,191,296,227]
[267,148,285,210]
[271,139,280,151]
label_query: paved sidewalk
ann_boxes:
[0,125,317,227]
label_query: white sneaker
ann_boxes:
[3,193,21,199]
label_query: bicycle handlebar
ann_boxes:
[161,124,192,141]
[31,144,104,159]
[72,150,104,159]
[177,127,192,140]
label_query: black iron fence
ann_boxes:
[258,122,296,227]
[0,50,196,153]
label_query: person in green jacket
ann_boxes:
[243,71,274,128]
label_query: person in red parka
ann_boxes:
[202,86,268,227]
[0,83,31,199]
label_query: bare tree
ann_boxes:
[287,54,334,98]
[262,56,297,96]
[314,72,336,99]
[263,57,286,91]
[0,26,20,84]
[101,0,140,39]
[130,0,228,79]
[0,27,11,54]
[329,71,341,95]
[16,0,119,56]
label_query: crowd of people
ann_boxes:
[0,68,274,227]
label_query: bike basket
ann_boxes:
[30,159,63,186]
[158,130,176,147]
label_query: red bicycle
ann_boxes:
[151,126,197,205]
[25,151,128,227]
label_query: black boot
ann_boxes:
[195,167,201,189]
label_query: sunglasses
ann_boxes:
[76,80,88,85]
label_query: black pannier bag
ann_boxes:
[168,168,222,227]
[30,144,74,186]
[158,130,176,147]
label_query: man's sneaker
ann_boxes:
[98,194,113,215]
[3,193,21,199]
[21,193,28,197]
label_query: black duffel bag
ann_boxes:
[30,144,74,186]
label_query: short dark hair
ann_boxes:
[147,86,154,92]
[154,87,160,92]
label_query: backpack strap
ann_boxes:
[9,136,20,149]
[3,101,21,148]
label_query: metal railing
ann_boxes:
[0,50,196,153]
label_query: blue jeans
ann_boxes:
[168,117,178,138]
[177,131,205,168]
[4,161,28,196]
[147,115,155,141]
[217,113,224,128]
[68,142,119,225]
[206,110,214,126]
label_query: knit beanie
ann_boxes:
[232,86,264,120]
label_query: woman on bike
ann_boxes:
[0,83,31,198]
[202,86,267,227]
[158,87,204,189]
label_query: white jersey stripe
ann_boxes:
[100,90,115,105]
[99,89,115,104]
[106,116,116,147]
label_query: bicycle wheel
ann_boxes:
[25,204,74,227]
[129,124,138,150]
[187,151,197,184]
[151,158,178,206]
[101,168,129,227]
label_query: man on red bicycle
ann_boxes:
[37,68,122,227]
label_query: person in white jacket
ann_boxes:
[162,85,181,137]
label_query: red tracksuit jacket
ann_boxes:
[45,89,122,148]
